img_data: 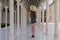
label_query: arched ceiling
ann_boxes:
[0,0,45,10]
[20,0,45,10]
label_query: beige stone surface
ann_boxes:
[49,1,60,23]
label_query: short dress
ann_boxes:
[30,18,37,24]
[30,11,36,24]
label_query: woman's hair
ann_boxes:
[30,11,36,18]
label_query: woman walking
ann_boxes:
[30,10,37,38]
[28,5,37,38]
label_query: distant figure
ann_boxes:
[30,10,37,38]
[28,5,37,38]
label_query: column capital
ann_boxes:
[5,6,8,9]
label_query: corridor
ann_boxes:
[0,0,60,40]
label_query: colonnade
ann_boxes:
[38,0,59,40]
[0,0,60,40]
[0,0,26,40]
[9,0,14,40]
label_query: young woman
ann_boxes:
[30,10,37,38]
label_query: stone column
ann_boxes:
[54,0,59,40]
[0,3,2,40]
[20,3,23,29]
[16,0,20,40]
[5,6,8,29]
[42,4,44,31]
[36,7,39,26]
[46,0,49,40]
[39,6,43,40]
[41,4,44,40]
[5,6,8,40]
[16,0,21,27]
[19,3,23,40]
[20,3,27,28]
[39,6,42,30]
[20,3,28,40]
[9,0,14,40]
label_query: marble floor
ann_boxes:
[0,23,60,40]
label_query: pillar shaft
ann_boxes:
[54,0,59,40]
[5,6,8,40]
[5,6,8,28]
[17,0,20,40]
[40,7,41,26]
[17,0,20,28]
[20,3,23,28]
[9,0,14,40]
[39,7,42,30]
[46,0,49,34]
[46,0,49,40]
[0,3,2,30]
[0,3,2,40]
[42,4,44,30]
[41,5,44,40]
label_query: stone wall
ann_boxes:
[49,2,55,23]
[48,2,60,23]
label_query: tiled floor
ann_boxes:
[0,23,60,40]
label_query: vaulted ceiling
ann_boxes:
[0,0,45,10]
[20,0,45,10]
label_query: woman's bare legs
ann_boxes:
[31,23,35,38]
